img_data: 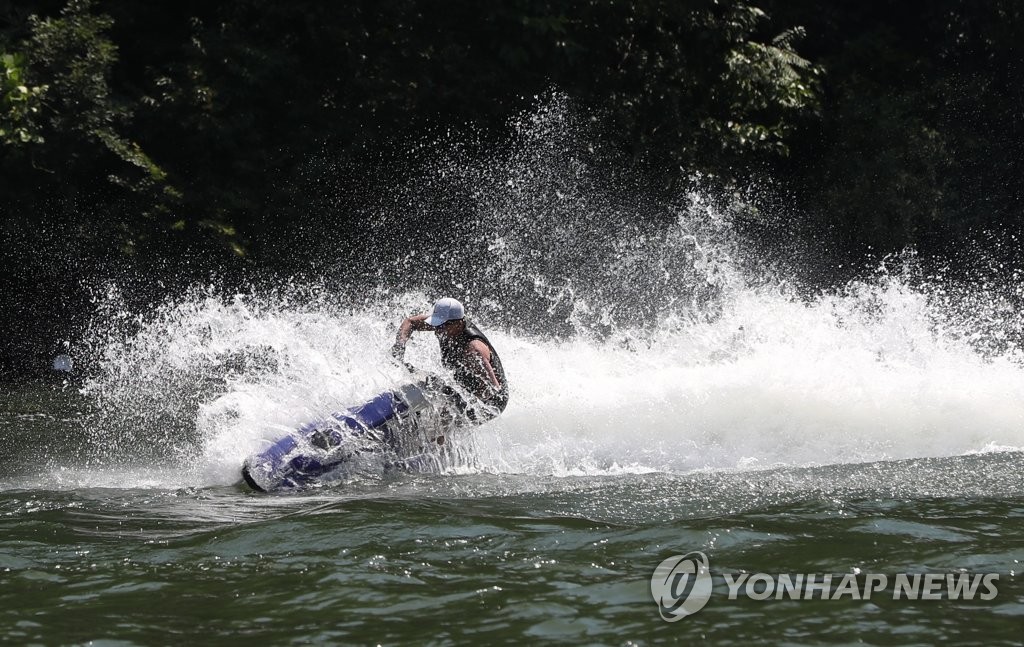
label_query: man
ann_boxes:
[391,297,509,421]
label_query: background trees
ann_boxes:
[766,0,1024,266]
[2,0,1021,372]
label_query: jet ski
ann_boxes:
[240,373,468,492]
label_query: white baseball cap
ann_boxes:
[425,297,465,326]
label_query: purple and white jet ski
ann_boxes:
[241,375,469,492]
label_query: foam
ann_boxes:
[70,96,1024,489]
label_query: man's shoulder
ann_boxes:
[467,338,491,356]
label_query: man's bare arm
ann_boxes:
[468,339,501,390]
[392,314,433,359]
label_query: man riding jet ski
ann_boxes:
[241,298,509,491]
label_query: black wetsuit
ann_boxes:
[436,319,509,420]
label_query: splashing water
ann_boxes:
[73,96,1024,490]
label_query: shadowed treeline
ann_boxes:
[1,0,1022,374]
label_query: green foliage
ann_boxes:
[0,52,48,145]
[13,0,171,198]
[539,1,821,172]
[762,0,1024,260]
[4,0,817,263]
[0,0,830,373]
[6,0,1019,270]
[715,27,820,152]
[24,1,121,139]
[6,0,1024,372]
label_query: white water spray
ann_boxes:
[75,97,1024,489]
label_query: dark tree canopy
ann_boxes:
[1,0,1022,373]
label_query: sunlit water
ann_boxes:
[2,97,1023,644]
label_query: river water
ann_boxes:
[2,288,1022,645]
[1,421,1022,645]
[3,99,1023,644]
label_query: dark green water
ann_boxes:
[2,384,1022,645]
